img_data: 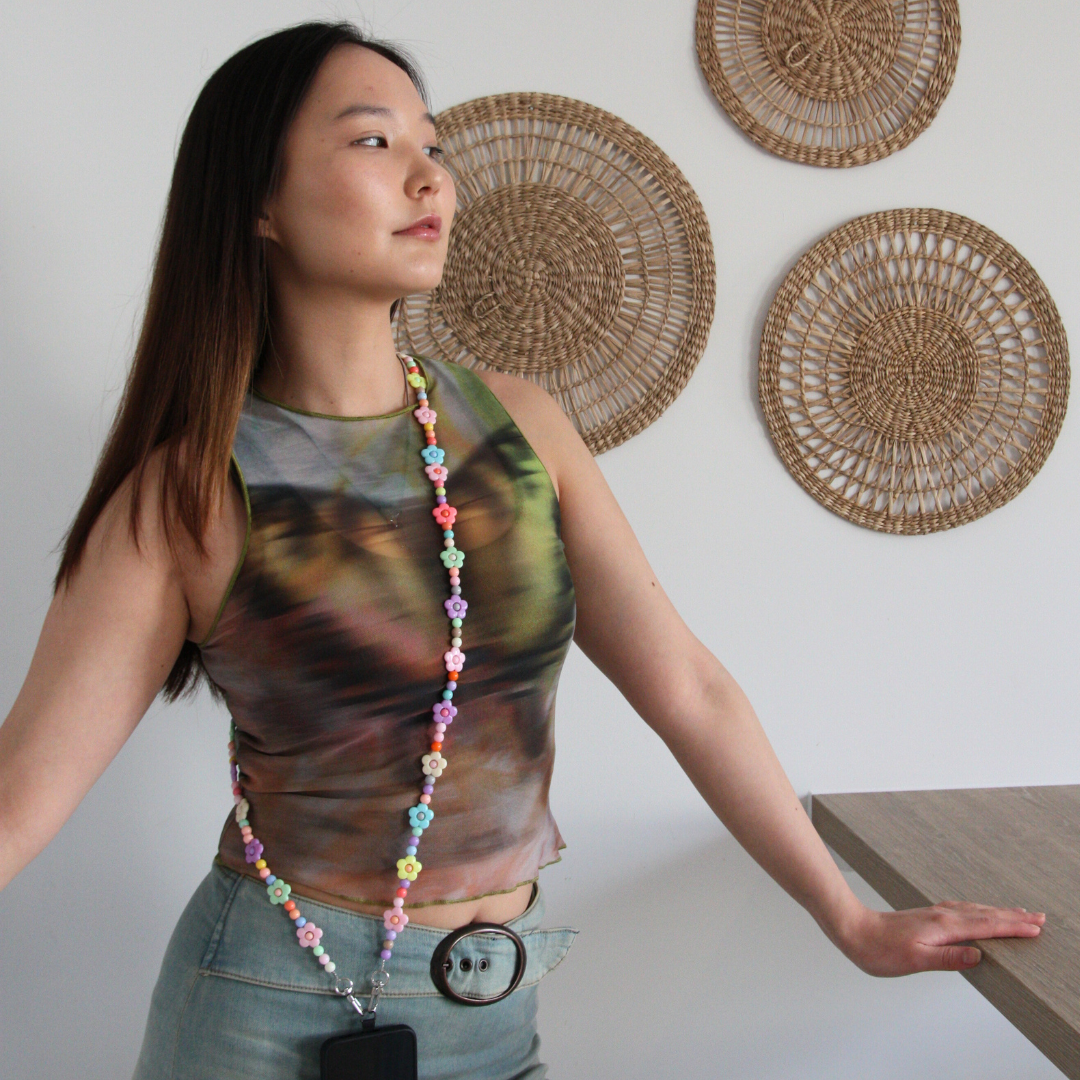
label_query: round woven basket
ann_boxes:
[393,92,716,454]
[696,0,961,167]
[759,209,1070,533]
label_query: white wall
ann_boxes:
[1,2,1077,1077]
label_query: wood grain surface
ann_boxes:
[811,785,1080,1079]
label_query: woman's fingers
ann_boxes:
[848,902,1046,977]
[914,904,1044,972]
[943,903,1045,939]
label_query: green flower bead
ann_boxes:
[406,373,427,388]
[440,548,465,569]
[267,880,292,904]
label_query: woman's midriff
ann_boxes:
[250,872,535,929]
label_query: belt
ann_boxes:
[430,922,527,1005]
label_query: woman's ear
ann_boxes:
[255,212,275,240]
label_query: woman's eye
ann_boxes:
[351,137,444,161]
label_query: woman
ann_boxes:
[0,19,1044,1080]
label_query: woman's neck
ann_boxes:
[253,287,408,417]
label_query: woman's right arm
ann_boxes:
[0,448,192,891]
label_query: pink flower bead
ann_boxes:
[432,504,457,527]
[444,647,465,672]
[383,909,409,932]
[413,406,437,424]
[297,923,323,948]
[425,464,448,484]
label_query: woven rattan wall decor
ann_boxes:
[393,92,716,454]
[695,0,961,167]
[759,209,1070,534]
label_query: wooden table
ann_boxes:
[811,785,1080,1079]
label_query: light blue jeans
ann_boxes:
[133,861,577,1080]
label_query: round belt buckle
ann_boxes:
[430,922,527,1005]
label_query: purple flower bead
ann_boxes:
[244,839,264,863]
[432,702,457,723]
[444,597,468,619]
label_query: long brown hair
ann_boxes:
[52,21,430,702]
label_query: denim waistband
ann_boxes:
[201,861,578,1000]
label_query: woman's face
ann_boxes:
[260,44,455,306]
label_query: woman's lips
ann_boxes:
[395,215,442,239]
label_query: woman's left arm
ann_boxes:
[484,371,1044,976]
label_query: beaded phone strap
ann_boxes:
[226,354,466,1021]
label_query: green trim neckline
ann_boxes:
[250,353,430,421]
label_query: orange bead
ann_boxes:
[289,909,301,920]
[284,900,296,911]
[447,672,458,681]
[396,887,408,898]
[431,742,442,752]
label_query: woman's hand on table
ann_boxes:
[475,374,1049,983]
[839,900,1046,976]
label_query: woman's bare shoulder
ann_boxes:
[470,367,592,501]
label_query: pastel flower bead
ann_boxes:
[267,880,292,904]
[407,372,427,388]
[440,548,464,569]
[443,647,465,672]
[444,597,468,619]
[234,798,249,820]
[396,856,422,881]
[244,839,264,863]
[297,923,323,948]
[413,406,437,424]
[408,804,434,830]
[422,752,447,778]
[432,702,457,723]
[384,909,409,932]
[425,464,448,484]
[420,446,445,465]
[432,504,457,527]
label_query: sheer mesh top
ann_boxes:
[199,355,575,906]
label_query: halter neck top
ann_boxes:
[198,355,575,906]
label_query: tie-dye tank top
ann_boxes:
[198,355,575,907]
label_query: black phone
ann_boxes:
[321,1025,418,1080]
